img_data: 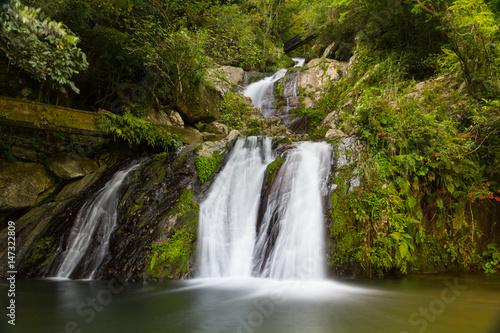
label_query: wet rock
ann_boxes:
[0,162,56,210]
[288,116,309,134]
[46,152,99,180]
[55,165,108,201]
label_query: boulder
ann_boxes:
[321,111,338,130]
[204,122,228,135]
[11,146,38,162]
[297,58,348,95]
[0,162,56,210]
[143,109,184,128]
[175,85,223,124]
[196,130,240,158]
[46,153,99,180]
[55,165,108,201]
[325,129,347,139]
[221,66,245,85]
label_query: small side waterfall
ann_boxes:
[197,138,332,280]
[54,161,142,279]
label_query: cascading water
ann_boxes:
[197,138,332,280]
[243,69,287,118]
[243,57,305,118]
[197,137,274,278]
[54,161,142,279]
[254,142,332,280]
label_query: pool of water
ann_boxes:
[2,273,499,333]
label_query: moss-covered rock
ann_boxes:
[46,152,99,180]
[0,161,56,210]
[175,84,223,124]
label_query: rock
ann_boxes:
[0,200,74,278]
[55,165,108,201]
[303,97,316,109]
[325,129,347,139]
[196,130,240,158]
[175,85,223,124]
[46,153,99,180]
[288,116,309,134]
[143,108,173,126]
[0,162,56,210]
[298,58,348,95]
[143,109,184,128]
[169,111,184,127]
[221,66,245,85]
[322,41,337,59]
[266,116,281,126]
[321,111,338,130]
[11,146,38,162]
[204,122,228,135]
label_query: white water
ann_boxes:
[255,142,332,280]
[243,69,287,117]
[243,57,305,117]
[55,161,142,279]
[197,137,274,278]
[197,138,332,280]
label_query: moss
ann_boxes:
[265,156,285,185]
[26,237,55,267]
[127,198,144,217]
[195,152,223,183]
[146,228,195,279]
[171,189,199,218]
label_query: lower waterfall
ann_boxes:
[197,137,332,280]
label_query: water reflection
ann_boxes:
[3,274,500,333]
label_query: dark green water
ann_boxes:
[1,274,499,333]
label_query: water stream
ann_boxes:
[54,161,142,279]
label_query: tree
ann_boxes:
[0,0,88,99]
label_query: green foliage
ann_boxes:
[242,117,265,136]
[0,0,88,94]
[195,153,223,183]
[265,156,285,184]
[171,189,199,218]
[146,229,194,279]
[219,92,254,131]
[482,243,500,273]
[97,113,181,151]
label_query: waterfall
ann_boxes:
[254,142,332,280]
[54,161,142,279]
[243,57,304,118]
[243,69,287,118]
[197,138,332,280]
[197,137,274,278]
